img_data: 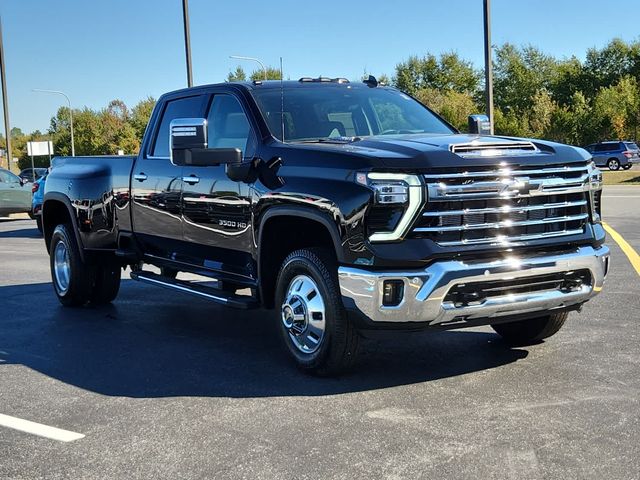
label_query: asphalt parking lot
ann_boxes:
[1,186,639,479]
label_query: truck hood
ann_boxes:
[291,133,590,170]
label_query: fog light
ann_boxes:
[382,280,404,307]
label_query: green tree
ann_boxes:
[414,88,479,131]
[592,75,640,141]
[130,97,156,143]
[394,52,481,96]
[493,44,558,114]
[227,65,247,82]
[250,66,282,81]
[583,38,636,96]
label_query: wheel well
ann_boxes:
[259,215,337,309]
[42,200,72,253]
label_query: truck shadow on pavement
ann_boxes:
[0,280,528,398]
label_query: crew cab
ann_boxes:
[42,77,610,374]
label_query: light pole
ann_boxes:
[229,55,267,81]
[33,89,75,156]
[483,0,494,134]
[182,0,193,87]
[0,17,12,170]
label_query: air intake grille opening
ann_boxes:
[444,269,592,307]
[450,141,538,157]
[412,161,591,246]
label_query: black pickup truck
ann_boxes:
[43,77,610,374]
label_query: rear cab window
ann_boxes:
[624,142,639,150]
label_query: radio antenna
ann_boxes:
[280,56,285,142]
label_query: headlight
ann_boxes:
[587,160,603,222]
[588,160,603,191]
[357,172,423,242]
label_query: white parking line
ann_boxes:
[0,413,85,442]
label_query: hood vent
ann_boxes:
[450,141,538,157]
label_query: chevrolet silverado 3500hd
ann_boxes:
[43,77,610,374]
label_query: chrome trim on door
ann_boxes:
[182,175,200,185]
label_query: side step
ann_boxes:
[115,248,139,262]
[130,270,259,309]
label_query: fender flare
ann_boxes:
[42,192,86,261]
[257,205,345,265]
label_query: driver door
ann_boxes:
[180,93,256,282]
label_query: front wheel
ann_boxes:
[607,158,621,171]
[275,248,359,375]
[492,312,568,345]
[622,164,632,170]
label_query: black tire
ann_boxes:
[90,263,122,305]
[35,216,43,234]
[275,248,359,375]
[49,224,96,307]
[492,312,568,345]
[622,164,632,170]
[607,158,621,171]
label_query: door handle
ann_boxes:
[133,173,148,182]
[182,175,200,185]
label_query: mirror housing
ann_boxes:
[468,114,492,135]
[170,117,243,167]
[170,118,207,165]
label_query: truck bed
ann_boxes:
[45,155,136,250]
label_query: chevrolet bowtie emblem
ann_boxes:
[503,177,539,195]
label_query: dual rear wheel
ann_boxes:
[50,224,121,307]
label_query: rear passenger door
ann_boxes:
[592,144,608,167]
[131,94,207,260]
[180,92,256,282]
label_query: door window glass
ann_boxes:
[152,95,205,157]
[0,171,20,183]
[206,95,253,157]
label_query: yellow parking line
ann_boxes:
[603,222,640,277]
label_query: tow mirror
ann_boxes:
[170,118,242,167]
[468,114,492,135]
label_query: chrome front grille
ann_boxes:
[412,162,591,246]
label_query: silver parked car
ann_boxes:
[0,168,32,217]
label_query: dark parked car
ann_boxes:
[584,141,638,170]
[19,167,48,183]
[41,78,609,374]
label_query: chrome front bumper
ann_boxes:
[338,245,610,326]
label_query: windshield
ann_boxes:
[624,142,639,150]
[251,86,454,142]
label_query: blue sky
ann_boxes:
[1,0,639,134]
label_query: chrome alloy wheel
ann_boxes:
[281,275,326,354]
[53,240,71,295]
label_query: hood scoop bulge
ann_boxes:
[449,141,539,158]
